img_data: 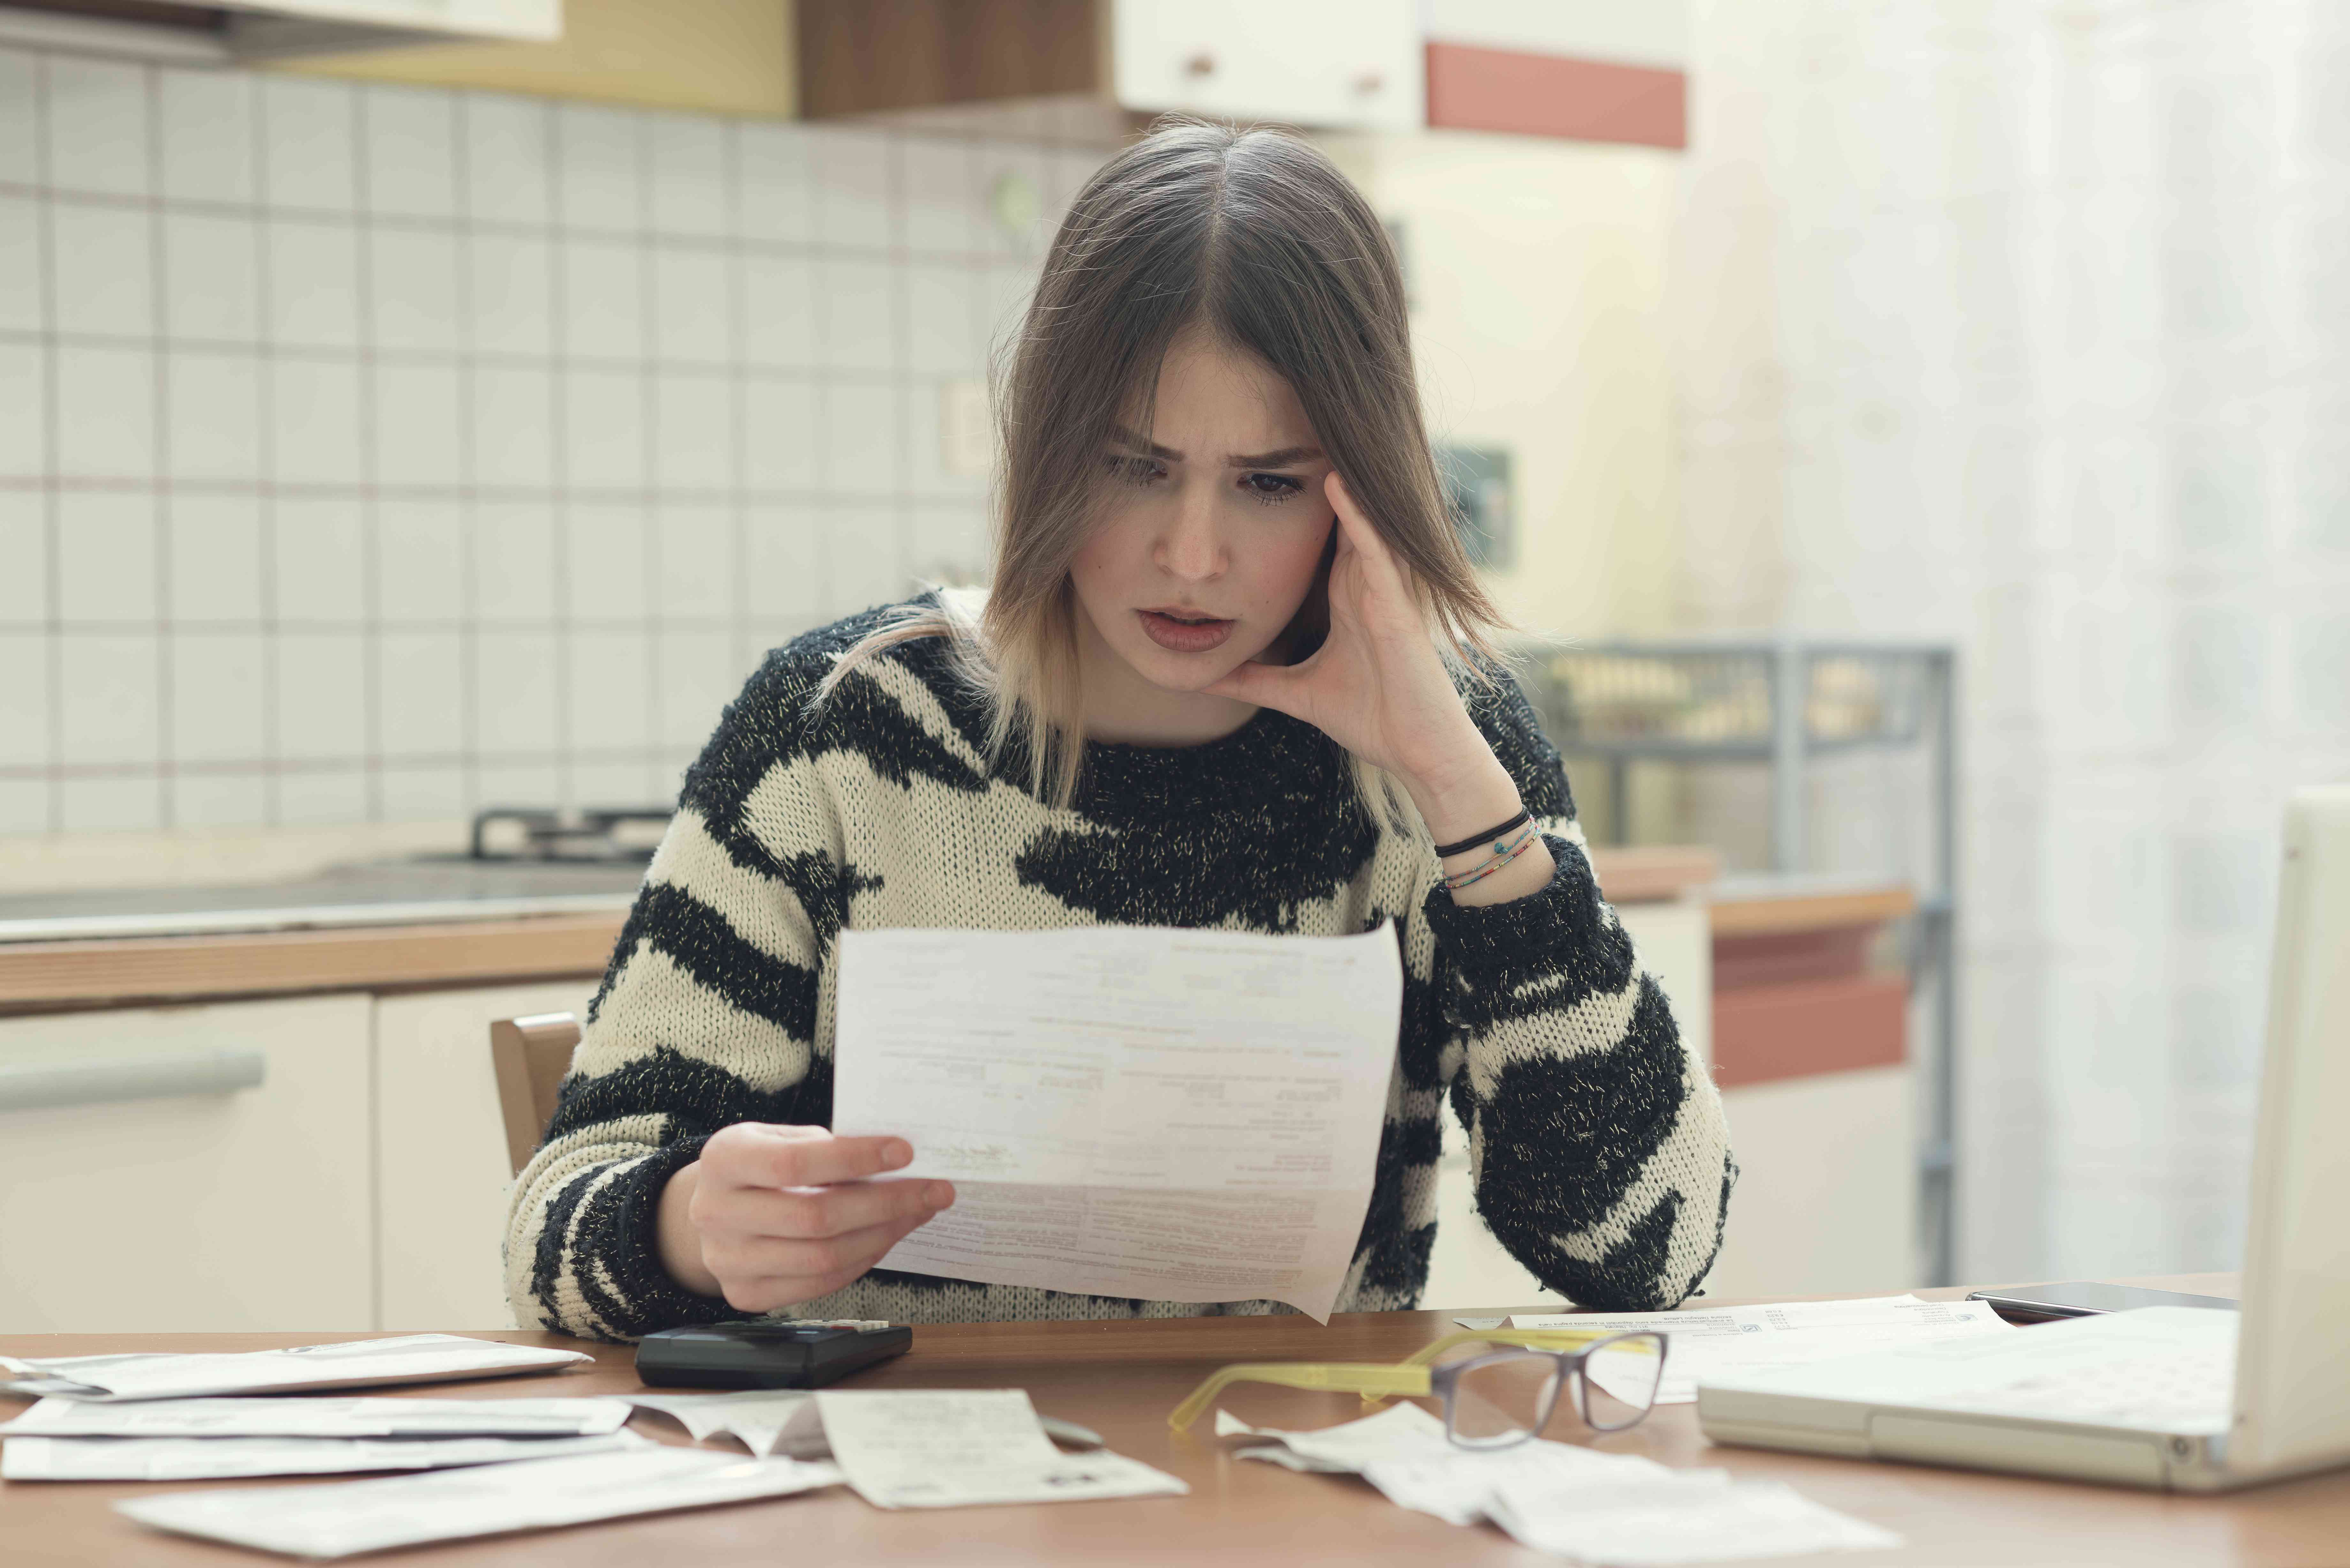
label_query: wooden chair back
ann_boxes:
[489,1012,583,1177]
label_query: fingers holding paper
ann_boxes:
[660,1122,956,1313]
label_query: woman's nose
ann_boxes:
[1156,492,1226,581]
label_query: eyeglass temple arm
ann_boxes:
[1168,1363,1433,1432]
[1396,1328,1643,1368]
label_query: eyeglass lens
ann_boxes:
[1446,1350,1563,1445]
[1574,1331,1668,1430]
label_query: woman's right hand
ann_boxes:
[656,1123,956,1313]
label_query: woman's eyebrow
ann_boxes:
[1106,425,1323,467]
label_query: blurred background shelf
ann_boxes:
[1516,639,1960,1289]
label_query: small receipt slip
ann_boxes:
[831,924,1403,1322]
[115,1449,845,1559]
[0,1335,587,1403]
[0,1395,631,1439]
[813,1389,1185,1509]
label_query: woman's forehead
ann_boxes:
[1133,335,1318,457]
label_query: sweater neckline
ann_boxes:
[882,611,1350,820]
[1070,700,1349,820]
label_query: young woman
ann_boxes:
[506,121,1733,1340]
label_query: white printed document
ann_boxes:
[2,1428,644,1481]
[1484,1473,1903,1566]
[1509,1294,2013,1405]
[0,1335,588,1402]
[812,1389,1185,1509]
[115,1449,845,1559]
[831,925,1403,1322]
[0,1394,631,1440]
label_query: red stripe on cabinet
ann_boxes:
[1423,41,1686,149]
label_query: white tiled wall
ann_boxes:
[1675,0,2350,1282]
[0,45,1109,836]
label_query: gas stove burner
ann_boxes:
[470,807,673,863]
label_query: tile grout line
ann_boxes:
[253,71,282,828]
[32,52,62,833]
[352,80,385,827]
[532,97,572,813]
[144,57,173,831]
[632,110,663,801]
[447,85,480,828]
[725,116,755,717]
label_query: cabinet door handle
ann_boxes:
[0,1050,267,1112]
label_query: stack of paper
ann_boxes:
[812,1389,1185,1509]
[5,1429,648,1481]
[115,1449,846,1559]
[0,1394,644,1482]
[0,1394,633,1439]
[830,925,1404,1323]
[1507,1294,2013,1406]
[1223,1403,1898,1566]
[0,1335,590,1402]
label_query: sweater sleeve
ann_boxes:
[503,641,854,1341]
[1420,672,1735,1311]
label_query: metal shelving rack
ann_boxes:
[1511,639,1961,1287]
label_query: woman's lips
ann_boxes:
[1137,609,1234,653]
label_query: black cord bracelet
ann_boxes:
[1432,808,1533,859]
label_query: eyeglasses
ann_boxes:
[1167,1328,1670,1448]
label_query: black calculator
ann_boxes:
[634,1319,913,1390]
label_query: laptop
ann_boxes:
[1697,784,2350,1492]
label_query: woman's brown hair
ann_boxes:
[819,117,1506,810]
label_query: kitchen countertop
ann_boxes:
[0,843,1747,1013]
[0,860,642,945]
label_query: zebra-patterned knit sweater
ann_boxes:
[505,603,1735,1340]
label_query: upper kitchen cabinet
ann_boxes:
[796,0,1421,140]
[0,0,560,64]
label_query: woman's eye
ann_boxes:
[1106,455,1164,486]
[1241,472,1305,505]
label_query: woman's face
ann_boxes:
[1068,333,1337,700]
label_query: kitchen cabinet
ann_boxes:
[1700,1064,1915,1300]
[0,995,375,1333]
[374,980,597,1331]
[797,0,1421,137]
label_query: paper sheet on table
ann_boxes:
[114,1449,845,1559]
[0,1394,631,1439]
[1485,1474,1903,1566]
[3,1428,646,1481]
[1509,1294,2014,1405]
[812,1389,1185,1510]
[0,1336,588,1403]
[622,1391,827,1459]
[831,925,1403,1323]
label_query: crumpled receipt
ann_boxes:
[1218,1404,1899,1564]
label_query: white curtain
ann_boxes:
[1673,0,2350,1281]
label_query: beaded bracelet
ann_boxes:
[1441,824,1539,891]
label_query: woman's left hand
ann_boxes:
[1204,471,1495,811]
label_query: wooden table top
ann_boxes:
[6,1276,2342,1568]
